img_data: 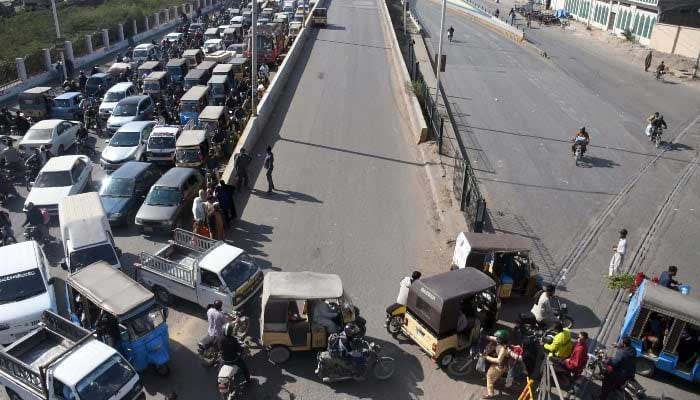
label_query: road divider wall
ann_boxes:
[378,0,428,143]
[221,2,322,184]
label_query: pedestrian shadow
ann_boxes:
[666,142,693,152]
[228,219,273,257]
[252,188,323,204]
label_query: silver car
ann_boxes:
[106,95,155,136]
[100,121,155,172]
[135,167,203,233]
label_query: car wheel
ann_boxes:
[437,351,455,370]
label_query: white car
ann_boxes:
[99,82,138,120]
[165,32,184,43]
[18,119,80,156]
[203,38,225,54]
[100,121,155,171]
[24,155,93,215]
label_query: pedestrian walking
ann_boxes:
[509,8,516,25]
[234,148,252,190]
[208,203,226,240]
[609,229,628,276]
[644,51,653,72]
[494,8,500,18]
[264,146,275,193]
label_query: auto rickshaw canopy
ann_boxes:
[198,105,225,122]
[407,268,496,336]
[67,261,155,319]
[262,271,343,303]
[176,129,207,147]
[632,281,700,326]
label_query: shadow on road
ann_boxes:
[252,188,323,204]
[228,219,273,258]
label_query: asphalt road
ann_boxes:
[412,0,700,397]
[1,0,505,399]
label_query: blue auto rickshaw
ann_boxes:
[619,279,700,382]
[51,92,85,120]
[179,86,210,125]
[166,58,189,85]
[66,261,171,376]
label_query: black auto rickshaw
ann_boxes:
[451,232,543,299]
[143,71,170,99]
[137,61,163,82]
[386,268,500,373]
[17,87,54,119]
[166,58,189,85]
[183,68,211,91]
[207,75,231,106]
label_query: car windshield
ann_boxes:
[125,306,164,339]
[53,99,72,108]
[180,101,200,113]
[149,135,176,149]
[176,148,203,163]
[0,269,46,305]
[144,81,160,91]
[104,91,125,102]
[110,130,141,147]
[69,244,119,271]
[76,355,136,400]
[112,102,138,117]
[145,186,181,206]
[25,128,53,141]
[86,77,103,88]
[220,253,258,290]
[99,177,135,197]
[167,67,182,77]
[34,171,72,187]
[133,49,149,58]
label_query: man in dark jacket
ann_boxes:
[234,148,252,190]
[600,337,636,400]
[217,322,251,383]
[215,180,237,221]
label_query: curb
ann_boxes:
[378,0,429,143]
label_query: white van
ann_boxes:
[59,192,122,273]
[99,82,138,120]
[132,43,159,64]
[0,241,57,346]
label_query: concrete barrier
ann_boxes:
[0,2,220,104]
[221,2,322,183]
[377,0,429,143]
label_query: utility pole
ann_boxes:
[251,0,257,116]
[403,0,407,36]
[433,0,447,108]
[50,0,61,38]
[303,0,307,27]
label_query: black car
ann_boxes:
[98,161,161,225]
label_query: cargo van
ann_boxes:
[0,241,57,346]
[59,192,122,273]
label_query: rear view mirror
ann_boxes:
[115,247,123,257]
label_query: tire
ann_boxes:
[446,356,476,377]
[635,357,655,377]
[154,286,172,305]
[372,357,395,380]
[385,315,403,337]
[155,363,170,376]
[268,345,291,364]
[561,315,574,329]
[437,351,455,370]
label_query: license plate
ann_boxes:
[144,226,153,233]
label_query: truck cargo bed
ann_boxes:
[7,331,73,370]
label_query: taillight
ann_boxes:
[218,384,228,393]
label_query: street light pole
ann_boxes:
[251,0,257,116]
[403,0,407,36]
[50,0,61,38]
[433,0,447,108]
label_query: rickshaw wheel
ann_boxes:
[446,356,475,377]
[386,316,403,337]
[155,363,171,376]
[635,357,655,377]
[268,345,291,364]
[372,357,396,380]
[437,351,455,369]
[561,316,574,329]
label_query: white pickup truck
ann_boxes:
[0,311,144,400]
[137,229,264,312]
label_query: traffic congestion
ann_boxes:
[1,0,699,398]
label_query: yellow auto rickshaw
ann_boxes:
[175,129,209,168]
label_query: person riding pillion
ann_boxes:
[543,321,573,359]
[521,284,556,326]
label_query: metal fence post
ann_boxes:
[461,163,470,211]
[438,117,444,154]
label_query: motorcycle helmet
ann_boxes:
[344,323,361,339]
[493,329,509,344]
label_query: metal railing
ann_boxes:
[410,39,486,232]
[41,310,91,343]
[139,251,194,286]
[173,227,217,252]
[0,353,44,397]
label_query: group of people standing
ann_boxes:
[192,181,237,240]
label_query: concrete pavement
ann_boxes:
[412,0,700,397]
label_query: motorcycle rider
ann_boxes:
[0,136,22,171]
[14,111,30,135]
[22,202,48,239]
[483,329,511,399]
[0,210,16,244]
[78,71,88,93]
[328,322,364,378]
[520,284,556,328]
[447,26,455,41]
[655,61,665,78]
[650,114,667,141]
[396,270,421,306]
[217,322,252,384]
[571,126,589,156]
[556,331,588,376]
[543,322,573,359]
[600,337,636,400]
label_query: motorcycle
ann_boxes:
[197,311,250,367]
[588,348,647,399]
[75,136,94,157]
[650,126,663,148]
[216,347,250,400]
[24,160,40,191]
[23,225,48,245]
[518,297,574,338]
[315,338,395,383]
[573,137,586,165]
